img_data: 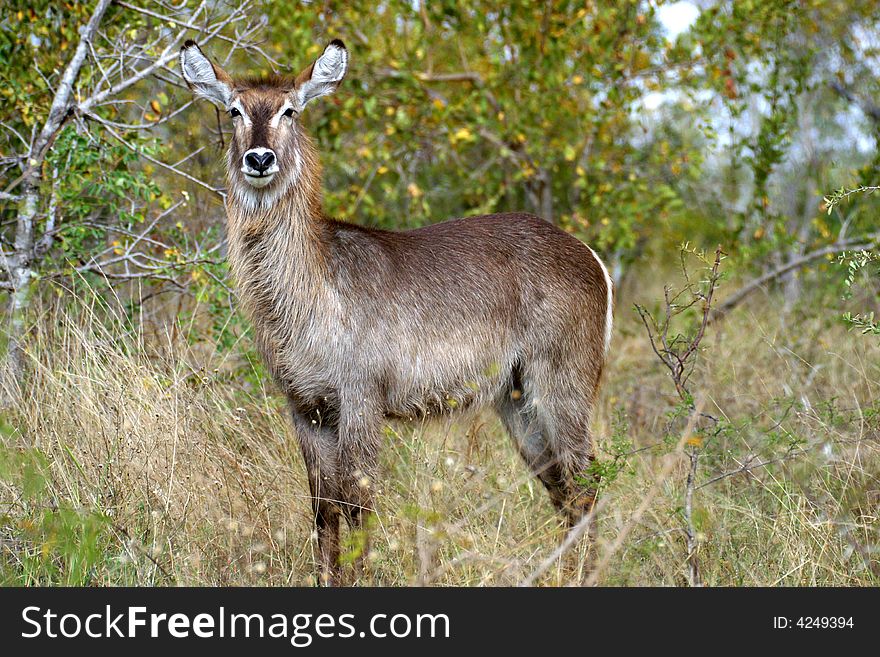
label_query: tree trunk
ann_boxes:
[2,0,113,395]
[5,187,37,391]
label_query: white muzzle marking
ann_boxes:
[241,147,279,188]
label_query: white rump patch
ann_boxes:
[587,246,614,356]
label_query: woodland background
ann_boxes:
[0,0,878,586]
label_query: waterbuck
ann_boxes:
[180,39,613,584]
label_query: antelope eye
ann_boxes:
[282,107,295,118]
[229,107,241,118]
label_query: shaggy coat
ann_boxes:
[180,39,613,584]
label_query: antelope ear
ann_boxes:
[295,39,348,108]
[180,40,233,107]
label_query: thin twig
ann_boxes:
[584,399,706,587]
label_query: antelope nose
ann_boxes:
[244,149,276,174]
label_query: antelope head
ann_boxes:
[179,39,348,203]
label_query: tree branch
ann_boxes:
[830,80,880,125]
[710,235,879,321]
[28,0,114,165]
[93,118,226,198]
[114,0,281,69]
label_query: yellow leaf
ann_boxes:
[407,183,422,198]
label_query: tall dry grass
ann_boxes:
[0,271,878,586]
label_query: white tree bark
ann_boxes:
[1,0,256,395]
[4,0,113,393]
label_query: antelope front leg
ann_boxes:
[290,406,341,586]
[337,395,382,582]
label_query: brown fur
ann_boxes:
[181,40,613,585]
